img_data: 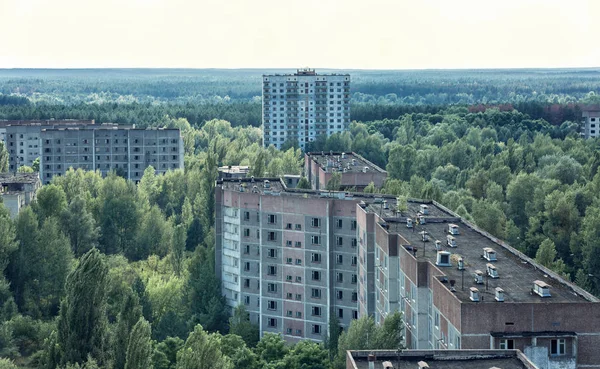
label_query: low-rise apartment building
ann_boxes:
[39,126,184,184]
[581,108,600,139]
[305,151,387,191]
[0,172,41,217]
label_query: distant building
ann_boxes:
[262,69,350,150]
[346,349,540,369]
[581,108,600,139]
[0,172,41,217]
[218,165,250,179]
[305,151,387,191]
[39,126,184,184]
[2,120,96,170]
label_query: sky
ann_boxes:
[0,0,598,69]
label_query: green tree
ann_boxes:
[137,206,172,259]
[326,316,342,362]
[296,177,311,190]
[35,184,68,222]
[114,292,143,369]
[0,358,17,369]
[152,337,184,369]
[0,142,8,172]
[326,172,342,191]
[171,224,186,277]
[61,196,99,257]
[363,182,376,193]
[56,248,109,366]
[283,340,330,369]
[254,333,287,363]
[176,325,232,369]
[124,318,153,369]
[228,305,259,348]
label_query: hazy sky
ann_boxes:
[0,0,598,69]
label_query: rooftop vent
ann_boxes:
[382,361,393,369]
[448,224,460,235]
[450,279,456,292]
[483,248,497,262]
[264,180,270,189]
[487,263,499,279]
[363,166,369,173]
[420,230,429,242]
[418,362,430,369]
[447,235,457,248]
[383,200,389,210]
[470,287,480,302]
[473,270,484,284]
[435,240,442,250]
[436,251,451,267]
[495,287,505,302]
[406,218,413,228]
[457,258,465,270]
[533,280,551,297]
[368,354,376,369]
[341,152,346,159]
[420,204,429,215]
[419,215,426,224]
[352,159,357,165]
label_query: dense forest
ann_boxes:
[1,68,600,368]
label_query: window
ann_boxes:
[499,339,514,350]
[351,292,357,302]
[268,232,277,241]
[312,306,322,316]
[295,224,302,230]
[286,275,292,281]
[296,311,302,318]
[351,274,358,284]
[312,271,321,281]
[295,258,302,265]
[268,248,277,258]
[351,256,357,266]
[336,273,344,283]
[351,220,357,230]
[244,211,250,221]
[311,288,321,299]
[312,218,321,228]
[286,310,293,317]
[286,240,292,247]
[311,236,321,245]
[286,292,293,299]
[352,310,358,319]
[286,223,292,229]
[336,237,343,246]
[311,253,322,263]
[267,283,277,293]
[268,214,276,224]
[244,262,250,271]
[295,293,302,300]
[244,296,250,305]
[336,219,343,228]
[286,328,292,334]
[337,254,343,264]
[337,290,343,300]
[312,325,321,334]
[295,241,302,248]
[243,228,250,237]
[267,266,277,276]
[286,257,292,264]
[352,238,357,247]
[268,318,277,327]
[268,300,277,310]
[551,339,566,356]
[244,279,250,288]
[338,309,344,319]
[295,276,302,283]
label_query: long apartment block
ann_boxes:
[262,69,350,150]
[216,178,600,368]
[2,120,96,170]
[39,126,184,184]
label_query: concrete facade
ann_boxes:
[305,151,387,191]
[39,127,184,184]
[2,120,96,170]
[581,109,600,139]
[0,172,41,217]
[262,69,350,150]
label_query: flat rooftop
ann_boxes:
[369,201,596,304]
[218,166,250,175]
[218,177,396,203]
[349,350,538,369]
[0,172,40,185]
[263,69,349,77]
[0,119,95,127]
[307,151,386,174]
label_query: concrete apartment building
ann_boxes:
[581,108,600,139]
[216,177,366,342]
[262,69,351,150]
[357,199,600,369]
[346,350,540,369]
[216,177,600,368]
[2,120,96,170]
[305,151,387,191]
[0,172,41,218]
[39,126,184,184]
